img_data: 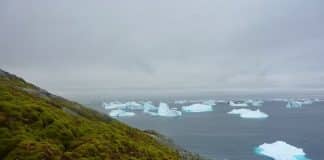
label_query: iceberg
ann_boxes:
[124,101,143,110]
[229,101,249,107]
[109,109,135,117]
[228,108,268,119]
[143,102,158,116]
[245,99,264,107]
[182,104,213,112]
[102,101,143,110]
[202,100,216,106]
[286,101,303,109]
[158,103,182,117]
[103,102,127,110]
[255,141,311,160]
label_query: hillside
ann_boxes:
[0,69,202,160]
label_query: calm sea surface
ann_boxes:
[92,101,324,160]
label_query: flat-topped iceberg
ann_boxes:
[228,108,269,119]
[182,104,213,112]
[229,101,249,107]
[109,109,135,117]
[158,103,182,117]
[255,141,311,160]
[103,101,143,110]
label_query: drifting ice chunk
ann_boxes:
[202,100,216,106]
[229,101,249,107]
[228,108,268,119]
[109,109,135,117]
[255,141,311,160]
[158,103,182,117]
[182,104,213,112]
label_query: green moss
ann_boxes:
[0,70,181,160]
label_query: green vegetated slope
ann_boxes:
[0,69,183,160]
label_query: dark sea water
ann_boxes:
[93,101,324,160]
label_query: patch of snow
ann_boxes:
[182,104,213,112]
[255,141,311,160]
[228,108,268,119]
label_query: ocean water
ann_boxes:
[94,101,324,160]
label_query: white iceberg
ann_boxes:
[229,101,249,107]
[143,102,157,112]
[182,104,213,112]
[255,141,311,160]
[158,103,182,117]
[228,108,268,119]
[202,100,216,106]
[143,102,158,116]
[109,109,135,117]
[102,101,143,110]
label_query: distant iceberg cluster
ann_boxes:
[228,108,269,119]
[255,141,311,160]
[102,98,319,118]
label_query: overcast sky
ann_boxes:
[1,0,324,98]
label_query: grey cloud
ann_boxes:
[1,0,324,98]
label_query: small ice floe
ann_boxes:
[229,101,249,107]
[202,100,216,106]
[245,99,264,107]
[158,103,182,117]
[255,141,311,160]
[109,109,135,117]
[228,108,268,119]
[182,104,213,112]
